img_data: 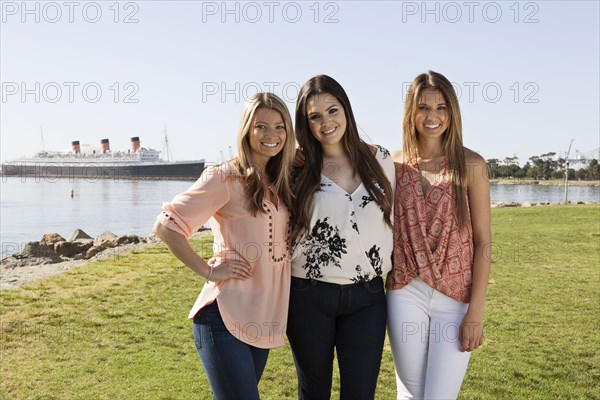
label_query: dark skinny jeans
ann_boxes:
[287,276,387,400]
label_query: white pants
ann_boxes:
[387,278,471,400]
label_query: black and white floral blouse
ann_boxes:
[291,145,395,284]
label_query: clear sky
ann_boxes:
[1,1,599,166]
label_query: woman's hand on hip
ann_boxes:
[210,260,252,282]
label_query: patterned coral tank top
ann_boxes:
[386,160,474,303]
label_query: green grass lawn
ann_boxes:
[1,205,598,399]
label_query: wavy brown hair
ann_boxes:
[291,75,393,239]
[234,92,295,216]
[403,71,468,229]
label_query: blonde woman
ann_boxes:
[387,71,492,399]
[153,93,295,400]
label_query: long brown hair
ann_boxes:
[234,92,295,215]
[291,75,393,239]
[403,71,468,229]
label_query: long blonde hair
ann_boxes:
[403,71,468,229]
[235,92,295,215]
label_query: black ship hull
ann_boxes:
[1,161,205,180]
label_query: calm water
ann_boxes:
[1,177,598,257]
[0,177,192,258]
[490,184,599,204]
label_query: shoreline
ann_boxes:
[491,201,597,208]
[1,203,598,290]
[0,231,211,290]
[0,240,159,291]
[491,179,599,187]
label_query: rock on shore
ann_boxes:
[0,229,155,269]
[0,230,209,291]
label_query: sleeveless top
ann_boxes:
[386,160,474,303]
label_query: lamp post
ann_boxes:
[564,139,574,204]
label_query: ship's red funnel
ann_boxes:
[130,137,140,154]
[101,139,110,153]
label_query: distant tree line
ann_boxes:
[487,153,600,180]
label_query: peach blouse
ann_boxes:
[155,161,290,349]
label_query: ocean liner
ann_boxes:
[1,136,205,180]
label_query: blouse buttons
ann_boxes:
[266,210,290,264]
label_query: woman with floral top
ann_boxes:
[288,75,395,400]
[387,71,491,399]
[153,93,295,400]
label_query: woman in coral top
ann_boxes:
[386,71,492,400]
[153,93,295,400]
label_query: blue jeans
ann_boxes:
[192,301,270,400]
[287,276,387,400]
